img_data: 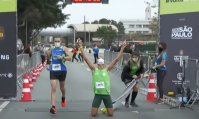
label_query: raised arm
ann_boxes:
[63,47,72,61]
[78,40,95,71]
[106,41,126,71]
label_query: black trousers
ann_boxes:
[94,54,99,63]
[78,53,84,62]
[157,70,167,98]
[41,55,45,64]
[72,53,78,62]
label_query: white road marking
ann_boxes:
[86,68,91,71]
[81,63,84,65]
[0,101,10,112]
[130,111,139,113]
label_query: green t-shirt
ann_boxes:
[92,68,110,95]
[130,63,138,75]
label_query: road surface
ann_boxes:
[0,52,198,119]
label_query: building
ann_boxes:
[120,6,152,34]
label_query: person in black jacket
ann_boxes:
[121,51,144,107]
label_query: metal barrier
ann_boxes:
[104,50,199,107]
[104,50,154,86]
[17,52,41,89]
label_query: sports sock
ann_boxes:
[62,97,65,102]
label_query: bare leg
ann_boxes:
[59,81,65,97]
[107,108,113,116]
[51,80,58,106]
[91,107,98,117]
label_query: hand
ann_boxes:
[152,66,157,69]
[77,38,82,47]
[140,74,143,79]
[132,75,137,79]
[121,40,127,50]
[57,55,63,59]
[46,65,49,71]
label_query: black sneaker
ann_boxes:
[50,107,56,114]
[125,102,129,108]
[130,101,138,107]
[156,99,164,104]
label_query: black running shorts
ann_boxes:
[92,94,113,108]
[50,71,67,81]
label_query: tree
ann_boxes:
[145,0,159,41]
[95,26,118,45]
[91,20,99,24]
[91,18,125,37]
[17,0,69,45]
[82,21,90,24]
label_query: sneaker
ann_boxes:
[61,100,67,107]
[50,107,56,114]
[156,99,164,104]
[125,102,129,108]
[130,101,138,107]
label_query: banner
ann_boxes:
[160,0,199,15]
[160,0,199,94]
[0,0,17,98]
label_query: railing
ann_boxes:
[104,50,199,108]
[104,50,156,87]
[17,52,41,89]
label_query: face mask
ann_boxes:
[132,58,138,62]
[55,42,60,47]
[158,47,163,51]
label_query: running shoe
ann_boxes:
[50,107,56,114]
[130,101,138,107]
[156,99,164,104]
[61,100,67,107]
[124,102,129,108]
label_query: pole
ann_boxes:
[84,15,86,44]
[89,30,90,46]
[25,17,27,46]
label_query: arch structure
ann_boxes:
[67,24,118,32]
[38,27,74,37]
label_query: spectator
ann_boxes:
[130,44,138,53]
[93,44,99,64]
[105,45,109,51]
[36,42,45,65]
[110,42,118,52]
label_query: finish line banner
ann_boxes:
[160,0,199,95]
[0,0,17,98]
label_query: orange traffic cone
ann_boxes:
[20,74,33,101]
[146,74,157,101]
[32,69,37,82]
[28,74,34,90]
[37,65,40,77]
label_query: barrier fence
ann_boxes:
[17,52,41,89]
[104,50,199,108]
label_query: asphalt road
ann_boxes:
[0,52,199,119]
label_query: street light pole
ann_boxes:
[84,16,86,44]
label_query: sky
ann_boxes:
[61,0,157,27]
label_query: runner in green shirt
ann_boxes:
[77,39,127,117]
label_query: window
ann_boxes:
[129,25,134,28]
[129,31,134,33]
[143,31,149,33]
[143,25,149,28]
[136,25,142,28]
[136,31,142,33]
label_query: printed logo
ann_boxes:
[166,0,184,3]
[0,26,5,40]
[171,26,192,39]
[0,73,13,78]
[0,55,9,60]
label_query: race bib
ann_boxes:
[52,64,61,71]
[96,82,105,89]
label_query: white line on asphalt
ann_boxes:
[86,68,91,71]
[0,101,10,112]
[81,63,84,65]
